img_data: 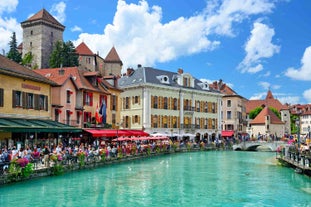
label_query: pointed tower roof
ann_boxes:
[265,89,274,100]
[245,90,284,114]
[75,42,94,55]
[21,9,65,31]
[104,46,123,65]
[251,106,284,125]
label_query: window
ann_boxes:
[134,96,139,104]
[164,97,168,109]
[30,42,32,48]
[212,103,216,113]
[153,96,158,109]
[134,115,139,124]
[84,92,93,106]
[196,101,200,112]
[227,100,231,107]
[30,30,33,35]
[204,102,208,112]
[125,97,130,109]
[38,95,46,110]
[112,114,116,125]
[66,110,72,125]
[183,77,190,87]
[152,115,158,128]
[111,95,117,110]
[0,88,3,107]
[66,90,72,103]
[227,111,232,119]
[51,32,53,37]
[55,109,60,122]
[76,112,81,124]
[27,93,34,109]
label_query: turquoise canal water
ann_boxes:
[0,151,310,207]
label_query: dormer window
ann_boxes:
[156,75,170,84]
[198,82,210,90]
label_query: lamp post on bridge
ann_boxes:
[308,125,310,146]
[295,117,301,150]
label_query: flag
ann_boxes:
[95,103,102,124]
[99,98,107,124]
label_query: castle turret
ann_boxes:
[21,9,65,68]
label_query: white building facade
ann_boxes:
[118,67,223,141]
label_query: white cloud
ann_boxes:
[204,0,274,36]
[73,0,276,69]
[238,22,280,73]
[285,46,311,80]
[249,92,266,100]
[0,0,18,15]
[0,0,21,54]
[277,96,300,105]
[258,81,270,90]
[51,1,66,24]
[71,25,82,32]
[303,89,311,103]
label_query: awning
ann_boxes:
[84,129,149,138]
[221,130,234,137]
[0,118,81,133]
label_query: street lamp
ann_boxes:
[295,118,300,150]
[308,125,310,146]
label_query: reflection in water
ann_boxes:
[0,151,310,207]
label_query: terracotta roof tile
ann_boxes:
[75,42,94,55]
[105,46,122,64]
[251,106,284,125]
[0,54,55,85]
[34,67,97,91]
[23,9,64,29]
[245,90,285,113]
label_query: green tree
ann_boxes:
[7,32,22,63]
[269,107,281,120]
[49,40,78,68]
[249,106,281,120]
[249,106,263,119]
[21,51,34,68]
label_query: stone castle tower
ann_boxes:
[21,9,65,69]
[103,46,123,77]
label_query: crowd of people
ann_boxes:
[0,138,207,174]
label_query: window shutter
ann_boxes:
[45,96,49,111]
[22,92,27,109]
[34,94,39,110]
[151,96,154,108]
[12,90,16,108]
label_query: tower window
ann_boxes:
[31,30,33,35]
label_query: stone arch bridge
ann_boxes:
[232,141,286,151]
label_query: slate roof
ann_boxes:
[245,90,285,113]
[75,42,94,56]
[251,106,284,125]
[118,66,221,93]
[34,67,108,93]
[21,9,65,30]
[0,54,56,85]
[105,47,123,65]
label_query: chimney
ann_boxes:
[178,68,183,74]
[58,64,65,75]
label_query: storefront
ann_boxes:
[0,118,82,149]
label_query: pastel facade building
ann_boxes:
[118,66,223,141]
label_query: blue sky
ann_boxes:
[1,0,311,104]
